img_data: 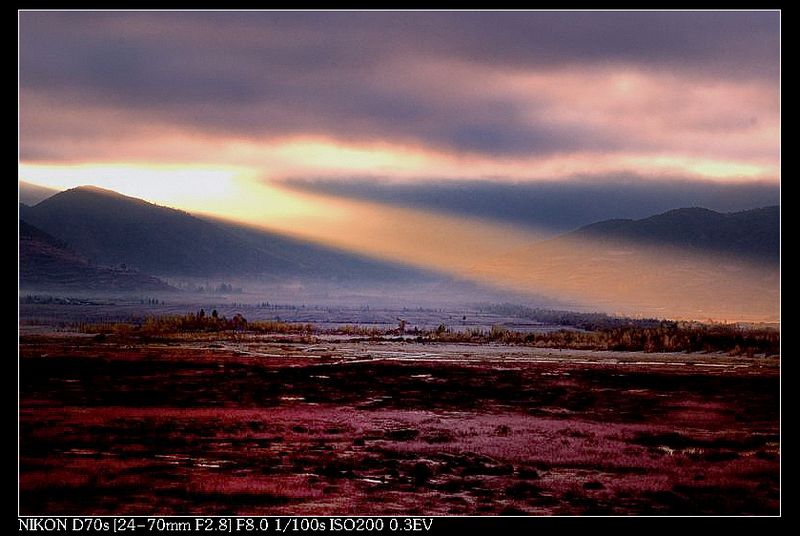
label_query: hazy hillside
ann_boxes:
[19,220,173,291]
[209,218,432,282]
[571,206,779,264]
[473,206,780,322]
[20,186,436,282]
[19,181,59,206]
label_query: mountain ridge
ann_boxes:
[20,185,438,282]
[19,219,174,291]
[569,205,779,264]
[19,180,60,206]
[471,205,779,321]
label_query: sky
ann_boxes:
[18,11,781,319]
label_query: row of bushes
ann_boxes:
[80,311,251,335]
[424,323,779,356]
[77,312,779,356]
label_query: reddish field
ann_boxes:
[19,335,779,515]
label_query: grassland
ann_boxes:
[19,328,779,515]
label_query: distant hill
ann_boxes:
[19,220,174,291]
[20,186,433,281]
[570,206,779,264]
[19,181,60,206]
[473,206,780,322]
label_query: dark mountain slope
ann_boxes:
[19,220,173,291]
[21,186,435,281]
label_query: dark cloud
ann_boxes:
[19,11,779,157]
[280,176,780,235]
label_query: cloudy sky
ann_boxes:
[20,11,778,184]
[18,11,780,318]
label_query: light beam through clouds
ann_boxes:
[18,11,780,321]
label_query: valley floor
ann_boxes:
[19,333,779,515]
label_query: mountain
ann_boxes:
[19,181,60,206]
[22,186,280,276]
[19,186,433,281]
[570,206,779,264]
[19,220,173,291]
[473,206,780,322]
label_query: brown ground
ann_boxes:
[19,334,779,515]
